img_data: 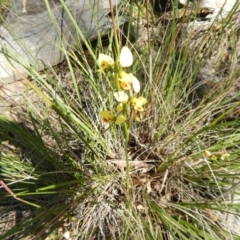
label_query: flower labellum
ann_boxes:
[120,46,133,68]
[114,91,129,103]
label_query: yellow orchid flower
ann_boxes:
[210,155,218,161]
[131,97,147,112]
[131,97,147,106]
[118,71,133,90]
[114,91,129,103]
[120,46,133,68]
[118,71,140,92]
[98,53,114,70]
[220,152,230,160]
[100,111,115,123]
[203,150,212,158]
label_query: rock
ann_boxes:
[152,0,193,12]
[180,1,240,89]
[199,0,238,19]
[0,0,121,84]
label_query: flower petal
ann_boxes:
[132,76,140,93]
[116,103,123,112]
[130,97,138,106]
[138,97,147,105]
[100,111,115,122]
[114,91,129,103]
[115,115,126,124]
[120,46,133,67]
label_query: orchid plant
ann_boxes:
[98,46,147,130]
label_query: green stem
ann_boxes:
[122,106,130,204]
[123,121,129,143]
[109,0,130,202]
[122,121,130,209]
[114,65,120,91]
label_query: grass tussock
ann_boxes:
[0,1,240,239]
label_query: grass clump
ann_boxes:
[0,0,240,239]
